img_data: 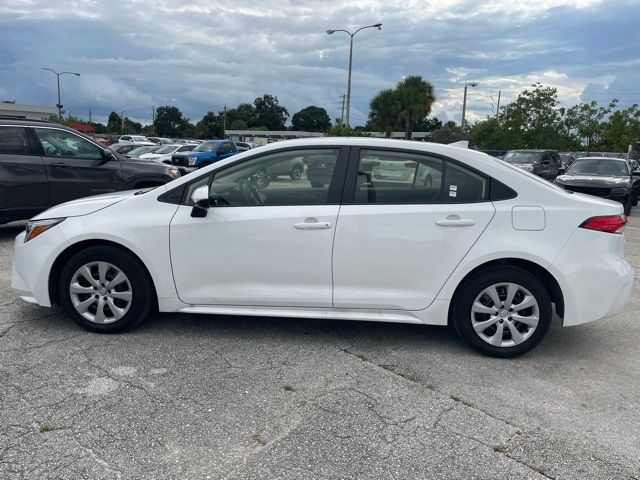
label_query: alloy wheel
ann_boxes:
[470,282,540,348]
[69,261,133,324]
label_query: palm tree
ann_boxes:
[368,89,400,138]
[395,76,436,140]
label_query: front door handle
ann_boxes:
[50,162,70,168]
[294,217,332,230]
[436,215,475,227]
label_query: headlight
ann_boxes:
[187,157,197,166]
[24,218,65,243]
[168,167,181,179]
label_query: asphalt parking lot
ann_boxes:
[1,213,639,480]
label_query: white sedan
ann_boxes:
[139,144,195,163]
[11,138,633,357]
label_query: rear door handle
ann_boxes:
[294,218,332,230]
[50,162,70,168]
[436,215,475,227]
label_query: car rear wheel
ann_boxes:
[624,196,632,216]
[59,246,155,333]
[290,165,303,181]
[451,266,552,357]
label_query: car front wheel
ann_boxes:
[451,266,552,357]
[59,246,155,333]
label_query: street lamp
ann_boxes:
[460,81,478,131]
[40,68,81,120]
[327,23,382,128]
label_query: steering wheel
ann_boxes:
[238,180,264,205]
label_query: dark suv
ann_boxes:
[0,119,180,224]
[502,149,561,180]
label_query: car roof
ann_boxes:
[0,118,60,127]
[507,149,555,153]
[575,157,626,162]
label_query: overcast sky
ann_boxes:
[1,0,639,127]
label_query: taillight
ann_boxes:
[579,215,627,234]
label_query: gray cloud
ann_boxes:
[0,0,638,126]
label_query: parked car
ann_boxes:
[119,135,149,143]
[109,142,155,155]
[559,153,577,168]
[0,119,180,224]
[554,157,639,215]
[139,144,196,164]
[248,155,305,188]
[234,141,252,152]
[502,149,561,180]
[171,140,237,173]
[11,138,633,357]
[147,137,173,145]
[124,145,162,158]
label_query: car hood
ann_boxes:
[31,190,138,220]
[555,175,629,187]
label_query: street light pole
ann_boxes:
[40,68,81,120]
[327,23,382,128]
[460,81,478,131]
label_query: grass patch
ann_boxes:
[39,424,56,433]
[449,394,473,407]
[354,353,369,362]
[380,364,397,372]
[493,445,507,453]
[251,432,267,446]
[283,385,295,392]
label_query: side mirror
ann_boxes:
[191,198,210,218]
[102,150,117,161]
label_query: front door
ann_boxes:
[332,148,495,310]
[32,127,124,206]
[170,147,348,307]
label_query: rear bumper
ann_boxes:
[552,228,634,326]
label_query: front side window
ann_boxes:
[353,149,488,204]
[203,148,340,206]
[194,141,219,152]
[34,128,102,160]
[0,127,31,155]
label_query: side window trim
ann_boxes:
[32,126,106,159]
[343,146,491,205]
[173,146,351,207]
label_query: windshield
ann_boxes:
[128,146,155,156]
[503,151,543,164]
[194,141,220,152]
[131,136,147,142]
[156,145,179,154]
[567,159,629,177]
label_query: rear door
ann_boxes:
[32,127,125,206]
[0,125,48,222]
[332,147,495,310]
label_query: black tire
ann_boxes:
[624,196,632,216]
[451,266,552,358]
[290,165,303,181]
[58,246,155,333]
[633,195,639,207]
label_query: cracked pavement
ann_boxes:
[1,213,639,479]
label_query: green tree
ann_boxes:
[326,125,371,137]
[395,75,436,139]
[429,121,465,144]
[291,106,331,132]
[600,105,640,152]
[229,119,247,130]
[154,106,185,137]
[196,111,224,139]
[564,100,617,152]
[252,94,289,130]
[468,117,521,150]
[368,88,400,138]
[225,103,255,128]
[106,112,122,133]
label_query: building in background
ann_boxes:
[0,102,56,120]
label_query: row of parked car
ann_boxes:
[501,149,640,215]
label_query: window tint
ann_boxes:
[206,148,340,206]
[0,127,31,155]
[354,149,488,204]
[34,128,102,160]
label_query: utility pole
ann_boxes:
[495,91,501,118]
[338,94,346,126]
[461,81,478,131]
[151,106,155,135]
[223,105,227,139]
[121,111,125,135]
[89,108,92,124]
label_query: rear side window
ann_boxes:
[0,127,31,155]
[353,149,488,204]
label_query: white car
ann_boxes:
[119,135,149,143]
[139,144,195,163]
[11,138,633,357]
